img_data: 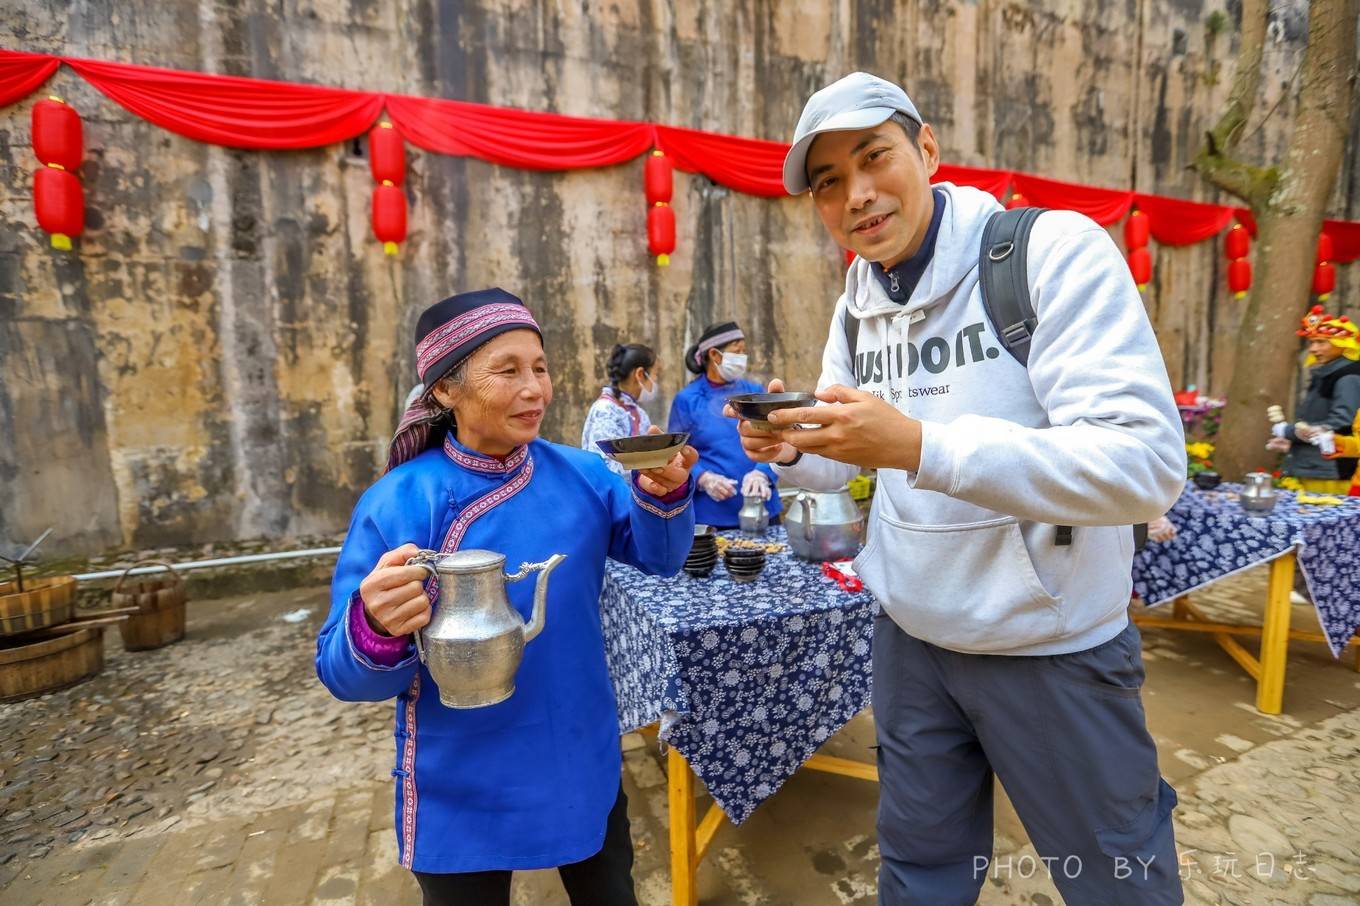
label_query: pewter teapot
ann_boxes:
[407,549,566,708]
[738,494,770,536]
[784,486,866,561]
[1239,471,1280,515]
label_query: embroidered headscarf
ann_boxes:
[386,288,542,472]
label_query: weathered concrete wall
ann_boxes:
[1,0,1355,555]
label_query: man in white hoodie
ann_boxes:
[736,73,1187,904]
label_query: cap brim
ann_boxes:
[782,106,898,195]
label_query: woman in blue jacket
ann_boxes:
[316,289,696,905]
[668,321,781,528]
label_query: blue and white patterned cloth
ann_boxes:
[602,526,875,823]
[1133,481,1360,657]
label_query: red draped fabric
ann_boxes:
[1134,192,1235,246]
[654,125,788,197]
[0,50,59,107]
[67,56,382,149]
[1012,173,1133,225]
[386,94,652,171]
[934,164,1012,199]
[1,48,1357,258]
[1323,220,1360,265]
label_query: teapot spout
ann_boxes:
[510,554,567,643]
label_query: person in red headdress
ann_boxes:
[1269,305,1360,495]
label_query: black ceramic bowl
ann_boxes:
[726,392,817,430]
[595,432,690,470]
[1193,471,1222,490]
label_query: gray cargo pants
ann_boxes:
[873,616,1183,905]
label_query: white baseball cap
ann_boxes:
[782,72,922,195]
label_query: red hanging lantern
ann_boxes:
[1224,224,1250,261]
[1127,247,1152,290]
[1123,208,1150,250]
[32,97,83,172]
[644,150,673,206]
[647,203,675,267]
[31,97,84,251]
[34,166,84,250]
[369,122,405,186]
[1227,258,1252,299]
[1005,192,1028,210]
[1313,261,1336,300]
[1316,232,1334,266]
[371,182,407,255]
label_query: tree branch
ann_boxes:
[1192,0,1270,204]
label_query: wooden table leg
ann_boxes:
[668,745,698,906]
[1257,552,1296,715]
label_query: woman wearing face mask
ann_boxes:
[582,344,661,476]
[669,321,782,529]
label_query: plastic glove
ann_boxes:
[741,470,772,501]
[697,471,737,502]
[1265,436,1292,453]
[1270,421,1290,439]
[1146,516,1177,544]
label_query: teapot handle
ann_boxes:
[404,551,441,664]
[797,493,815,543]
[507,554,568,643]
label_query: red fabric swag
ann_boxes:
[1012,173,1133,226]
[386,94,652,171]
[67,56,382,149]
[1134,192,1235,247]
[1323,220,1360,265]
[654,125,789,197]
[934,164,1013,200]
[0,50,59,107]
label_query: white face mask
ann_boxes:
[637,372,658,403]
[716,352,748,382]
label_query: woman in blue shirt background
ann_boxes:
[668,321,781,528]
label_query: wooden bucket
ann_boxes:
[0,576,77,637]
[0,627,104,702]
[112,561,187,651]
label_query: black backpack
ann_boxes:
[844,207,1149,550]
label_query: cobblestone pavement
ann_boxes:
[1,572,1358,905]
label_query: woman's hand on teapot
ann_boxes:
[360,543,433,638]
[636,425,700,497]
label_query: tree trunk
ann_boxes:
[1203,0,1359,480]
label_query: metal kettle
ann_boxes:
[783,486,866,561]
[406,549,566,708]
[738,494,770,535]
[1239,471,1280,515]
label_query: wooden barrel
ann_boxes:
[0,627,104,702]
[112,561,187,651]
[0,576,76,637]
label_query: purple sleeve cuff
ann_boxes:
[347,591,412,667]
[629,475,693,519]
[657,479,691,505]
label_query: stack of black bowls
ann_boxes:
[685,526,719,577]
[723,545,767,583]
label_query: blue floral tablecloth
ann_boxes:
[602,526,875,823]
[1132,481,1360,656]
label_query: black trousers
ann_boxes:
[413,785,638,906]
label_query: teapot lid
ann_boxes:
[429,549,507,572]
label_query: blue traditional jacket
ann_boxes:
[316,435,693,873]
[668,376,780,528]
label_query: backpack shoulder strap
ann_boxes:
[843,302,859,386]
[978,207,1046,366]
